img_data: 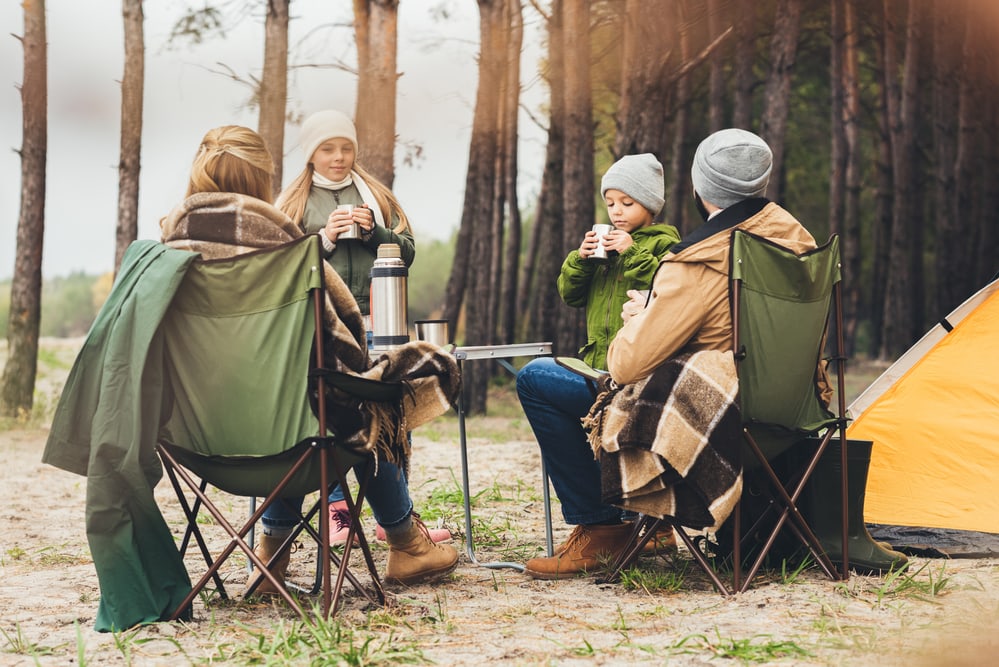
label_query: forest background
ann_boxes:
[4,0,999,417]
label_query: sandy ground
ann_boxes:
[1,341,998,665]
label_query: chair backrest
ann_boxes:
[158,236,330,494]
[730,230,841,458]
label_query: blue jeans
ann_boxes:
[516,357,619,525]
[262,458,413,531]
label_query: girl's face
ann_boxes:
[310,138,356,181]
[604,189,654,233]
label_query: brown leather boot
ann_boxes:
[384,516,459,585]
[524,523,634,579]
[243,534,292,598]
[641,524,677,555]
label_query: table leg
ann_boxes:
[457,361,526,571]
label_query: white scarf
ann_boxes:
[311,169,387,229]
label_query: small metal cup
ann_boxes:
[590,223,613,260]
[336,204,361,240]
[415,319,450,347]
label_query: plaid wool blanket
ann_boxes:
[583,349,742,530]
[161,192,460,465]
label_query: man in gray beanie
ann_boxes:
[606,127,907,576]
[610,127,815,382]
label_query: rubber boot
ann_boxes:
[384,516,459,585]
[797,438,908,574]
[243,534,292,597]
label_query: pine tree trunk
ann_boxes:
[881,0,925,359]
[760,0,803,203]
[115,0,143,274]
[499,0,523,345]
[259,0,289,195]
[353,0,399,186]
[1,0,46,418]
[556,0,593,358]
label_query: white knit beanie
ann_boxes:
[600,153,666,216]
[691,128,772,208]
[299,109,358,162]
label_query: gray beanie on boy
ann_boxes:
[600,153,666,216]
[690,128,772,208]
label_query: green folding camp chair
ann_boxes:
[604,230,849,594]
[155,235,397,620]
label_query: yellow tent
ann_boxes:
[847,279,999,535]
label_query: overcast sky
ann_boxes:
[0,1,547,279]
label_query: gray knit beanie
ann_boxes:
[299,109,358,162]
[690,128,772,208]
[600,153,666,216]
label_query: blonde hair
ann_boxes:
[276,161,412,236]
[186,125,276,202]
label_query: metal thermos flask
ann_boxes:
[370,243,409,350]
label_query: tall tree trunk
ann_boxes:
[499,0,523,345]
[443,0,507,413]
[259,0,289,194]
[613,0,671,159]
[881,0,925,359]
[523,0,565,345]
[955,2,985,291]
[932,0,963,316]
[353,0,400,186]
[115,0,143,275]
[707,0,726,133]
[1,0,46,418]
[557,0,593,358]
[760,0,803,203]
[869,0,895,358]
[667,0,692,232]
[841,0,862,355]
[732,0,756,129]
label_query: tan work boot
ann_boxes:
[243,534,292,598]
[384,516,459,585]
[524,523,634,579]
[641,524,677,555]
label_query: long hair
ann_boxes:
[276,162,412,236]
[186,125,276,202]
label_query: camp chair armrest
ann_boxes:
[310,368,405,402]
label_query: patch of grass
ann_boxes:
[226,614,426,665]
[0,623,59,658]
[618,559,689,594]
[675,631,813,662]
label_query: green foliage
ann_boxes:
[408,235,454,321]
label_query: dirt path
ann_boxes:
[2,422,998,666]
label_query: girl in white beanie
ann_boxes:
[274,110,450,548]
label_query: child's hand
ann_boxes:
[602,229,634,254]
[578,230,600,258]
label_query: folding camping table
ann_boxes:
[453,342,554,572]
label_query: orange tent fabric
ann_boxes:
[847,280,999,534]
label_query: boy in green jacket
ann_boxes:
[517,153,680,578]
[557,153,681,369]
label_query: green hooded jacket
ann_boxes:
[557,223,681,370]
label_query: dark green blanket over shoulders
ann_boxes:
[43,240,199,632]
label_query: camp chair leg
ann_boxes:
[600,516,655,583]
[734,429,845,593]
[162,465,228,602]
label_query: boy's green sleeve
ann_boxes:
[556,250,596,308]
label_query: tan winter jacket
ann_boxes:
[607,202,817,385]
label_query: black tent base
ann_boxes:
[868,524,999,559]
